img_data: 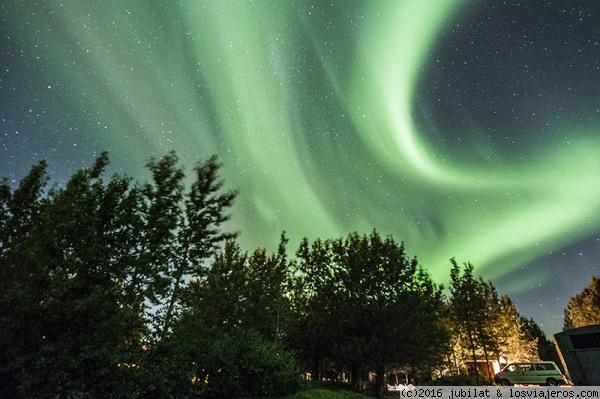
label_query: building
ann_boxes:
[464,355,506,378]
[554,324,600,385]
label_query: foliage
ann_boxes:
[0,152,236,398]
[448,259,498,379]
[494,296,539,362]
[182,235,292,342]
[521,317,560,363]
[0,154,146,398]
[564,276,600,330]
[142,152,238,339]
[290,231,449,396]
[448,259,541,380]
[140,320,300,398]
[0,151,567,398]
[151,235,302,398]
[0,161,49,396]
[203,329,301,397]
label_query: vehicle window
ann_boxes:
[534,363,552,371]
[518,364,533,371]
[506,364,517,372]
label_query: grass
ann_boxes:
[254,382,376,399]
[282,388,374,399]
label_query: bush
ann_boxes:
[200,329,301,397]
[139,327,301,399]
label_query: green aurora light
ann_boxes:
[3,0,600,295]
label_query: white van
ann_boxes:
[493,362,568,386]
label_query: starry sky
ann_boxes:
[2,0,600,337]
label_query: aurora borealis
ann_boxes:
[2,0,600,335]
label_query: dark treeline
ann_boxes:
[563,276,600,330]
[0,152,559,398]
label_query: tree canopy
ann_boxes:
[0,151,557,398]
[0,152,240,398]
[564,276,600,330]
[447,259,544,383]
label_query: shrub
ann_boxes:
[140,327,301,398]
[200,329,301,397]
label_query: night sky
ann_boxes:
[2,0,600,337]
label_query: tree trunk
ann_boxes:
[312,348,321,381]
[482,345,492,381]
[160,266,184,340]
[350,362,359,389]
[374,362,385,398]
[467,323,480,384]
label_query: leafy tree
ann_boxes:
[449,259,482,379]
[289,237,338,382]
[336,232,447,394]
[522,317,560,363]
[448,260,541,381]
[182,233,291,340]
[126,151,185,321]
[183,239,249,334]
[149,321,300,399]
[0,153,147,398]
[448,259,499,381]
[0,151,237,398]
[476,277,501,374]
[0,161,49,396]
[140,152,237,339]
[164,156,237,336]
[564,276,600,330]
[494,296,539,362]
[4,150,560,397]
[243,232,292,342]
[159,235,300,398]
[291,231,449,396]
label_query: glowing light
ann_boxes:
[4,0,600,292]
